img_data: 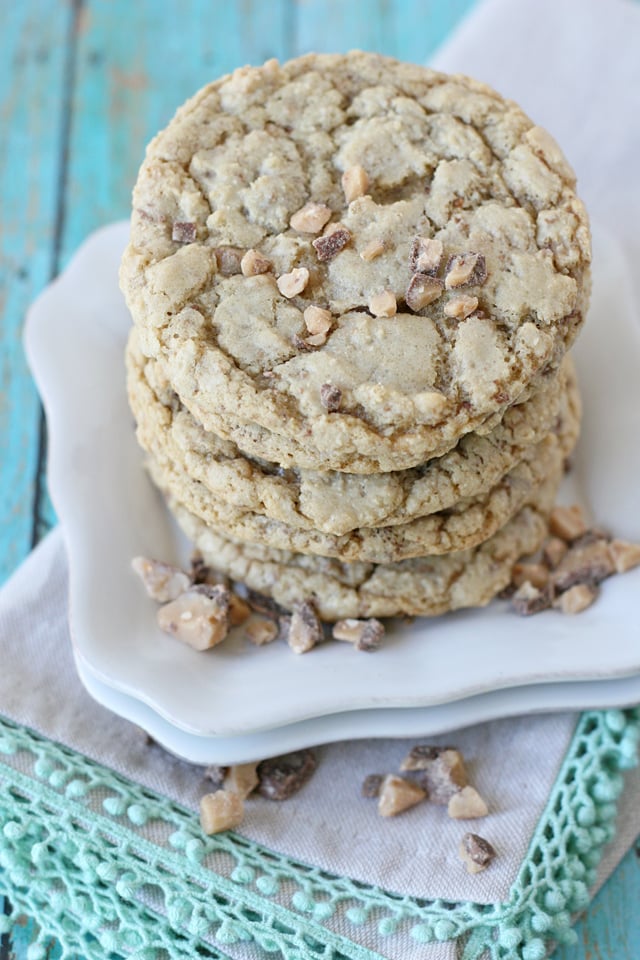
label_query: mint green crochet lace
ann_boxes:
[0,708,638,960]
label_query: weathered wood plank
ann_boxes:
[31,0,293,534]
[554,842,640,959]
[293,0,476,61]
[57,0,293,271]
[0,4,71,575]
[0,0,75,943]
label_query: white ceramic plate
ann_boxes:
[25,222,640,738]
[75,652,640,764]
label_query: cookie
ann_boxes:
[166,472,562,621]
[120,52,591,473]
[139,379,579,564]
[127,330,576,535]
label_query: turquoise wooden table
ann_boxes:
[1,2,638,957]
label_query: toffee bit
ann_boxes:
[332,618,384,651]
[257,749,318,800]
[313,226,351,261]
[361,774,384,798]
[245,589,283,620]
[341,165,369,203]
[320,383,342,412]
[369,289,397,317]
[378,775,426,817]
[277,267,309,298]
[444,252,487,288]
[200,791,244,834]
[511,580,552,616]
[447,786,489,820]
[288,599,323,654]
[550,537,615,593]
[405,275,443,311]
[409,236,443,276]
[228,592,251,626]
[245,618,278,646]
[553,582,599,614]
[131,556,191,603]
[289,202,332,234]
[172,221,196,244]
[241,249,272,277]
[444,295,478,319]
[548,504,588,542]
[459,833,496,874]
[214,246,244,275]
[609,539,640,573]
[156,585,230,651]
[360,238,385,262]
[303,305,332,336]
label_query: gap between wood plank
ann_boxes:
[30,0,84,549]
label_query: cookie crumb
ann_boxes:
[172,221,196,244]
[277,267,310,298]
[320,383,342,412]
[459,833,496,874]
[313,225,351,261]
[200,791,244,834]
[447,786,489,820]
[241,249,271,277]
[369,289,397,317]
[290,202,332,234]
[342,165,369,203]
[378,775,426,817]
[409,237,443,276]
[405,274,443,311]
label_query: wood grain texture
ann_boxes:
[0,2,71,580]
[0,0,638,957]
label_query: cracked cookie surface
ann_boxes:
[129,342,580,562]
[168,472,562,621]
[120,52,591,473]
[128,331,575,536]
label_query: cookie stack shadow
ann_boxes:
[121,53,590,623]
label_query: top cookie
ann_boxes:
[120,52,591,473]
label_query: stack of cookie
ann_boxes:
[121,52,591,622]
